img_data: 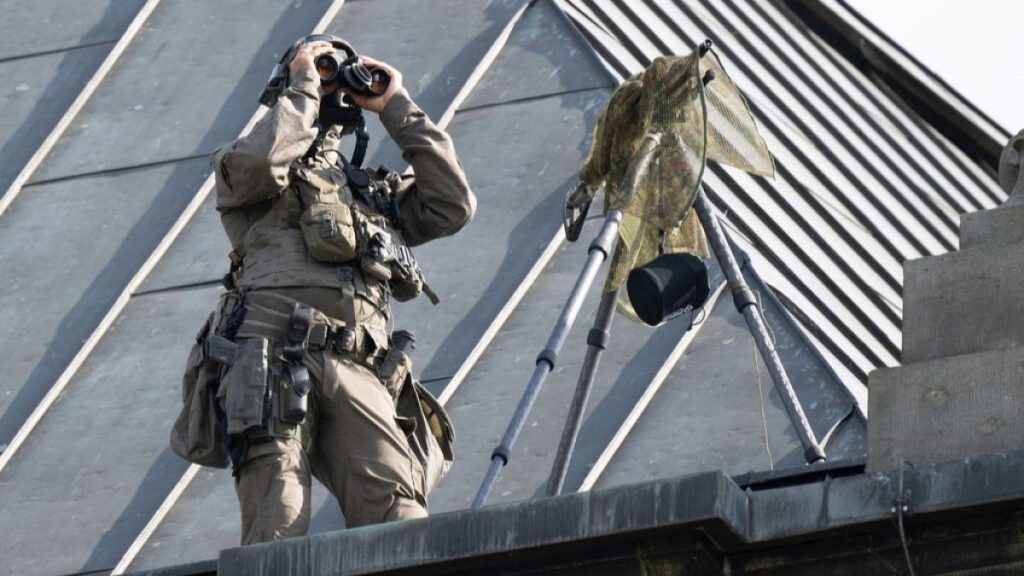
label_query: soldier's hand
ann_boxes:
[289,40,335,86]
[343,56,403,114]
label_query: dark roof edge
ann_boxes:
[779,0,1009,174]
[201,449,1024,575]
[125,450,1024,574]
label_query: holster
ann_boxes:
[221,337,270,436]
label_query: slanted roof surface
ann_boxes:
[0,1,1002,574]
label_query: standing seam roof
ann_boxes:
[557,0,1006,398]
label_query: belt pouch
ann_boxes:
[223,337,270,435]
[278,364,309,425]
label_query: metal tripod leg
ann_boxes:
[471,134,662,510]
[693,187,826,464]
[544,287,619,496]
[471,210,621,509]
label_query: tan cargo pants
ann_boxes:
[231,331,427,545]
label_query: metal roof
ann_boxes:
[0,1,1002,574]
[559,0,1006,397]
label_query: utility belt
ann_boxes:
[173,287,453,488]
[234,290,385,365]
[202,289,415,467]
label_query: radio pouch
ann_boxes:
[294,166,358,263]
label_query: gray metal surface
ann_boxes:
[462,0,610,110]
[0,286,215,576]
[0,158,209,447]
[594,276,801,487]
[695,191,825,463]
[30,0,329,183]
[0,0,143,59]
[868,345,1024,472]
[324,0,525,172]
[0,45,110,194]
[903,241,1024,363]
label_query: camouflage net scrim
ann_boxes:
[572,46,774,320]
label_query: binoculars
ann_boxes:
[314,52,391,97]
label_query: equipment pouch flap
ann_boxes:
[171,311,229,468]
[396,379,454,494]
[299,202,358,263]
[222,337,269,435]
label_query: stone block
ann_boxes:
[903,242,1024,363]
[867,346,1024,472]
[960,204,1024,251]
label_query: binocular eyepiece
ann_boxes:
[314,53,391,97]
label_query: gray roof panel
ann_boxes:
[0,158,210,447]
[30,0,329,183]
[0,0,144,60]
[462,0,611,110]
[323,0,525,172]
[0,286,215,575]
[0,45,111,194]
[408,88,609,381]
[426,215,704,511]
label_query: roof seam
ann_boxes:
[24,153,211,188]
[0,39,118,65]
[455,85,611,115]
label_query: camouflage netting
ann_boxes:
[572,46,774,321]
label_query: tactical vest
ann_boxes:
[228,154,431,334]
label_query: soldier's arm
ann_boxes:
[380,88,475,247]
[214,67,321,210]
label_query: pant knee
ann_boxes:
[235,441,311,544]
[384,496,428,523]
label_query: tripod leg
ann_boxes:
[693,187,826,464]
[545,287,619,496]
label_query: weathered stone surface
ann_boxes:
[867,346,1024,472]
[960,204,1024,251]
[903,242,1024,363]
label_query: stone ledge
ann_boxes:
[867,346,1024,472]
[903,241,1024,363]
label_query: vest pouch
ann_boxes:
[299,202,358,263]
[389,266,423,302]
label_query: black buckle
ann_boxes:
[328,326,357,354]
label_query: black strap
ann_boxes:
[351,115,370,168]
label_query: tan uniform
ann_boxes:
[212,66,474,544]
